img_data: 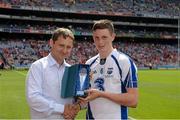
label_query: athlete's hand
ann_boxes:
[82,89,103,102]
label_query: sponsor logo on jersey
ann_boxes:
[105,74,113,78]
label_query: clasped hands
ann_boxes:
[63,103,80,119]
[63,89,103,119]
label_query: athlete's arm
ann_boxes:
[84,88,138,108]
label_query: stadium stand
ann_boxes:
[0,0,179,18]
[0,0,179,69]
[0,39,177,69]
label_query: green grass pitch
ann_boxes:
[0,69,179,119]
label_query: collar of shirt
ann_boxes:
[47,53,70,68]
[97,49,117,63]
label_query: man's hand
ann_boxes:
[63,104,80,119]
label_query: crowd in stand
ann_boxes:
[113,42,178,68]
[0,0,178,69]
[0,39,49,68]
[1,0,53,7]
[0,0,179,17]
[0,39,178,69]
[0,23,177,39]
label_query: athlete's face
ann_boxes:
[93,29,115,56]
[50,36,73,64]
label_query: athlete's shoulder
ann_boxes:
[112,49,137,70]
[86,54,99,65]
[111,49,129,62]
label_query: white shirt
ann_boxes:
[26,53,73,119]
[86,49,138,119]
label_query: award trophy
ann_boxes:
[61,64,90,98]
[76,67,88,97]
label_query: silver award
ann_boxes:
[76,67,88,97]
[61,64,90,98]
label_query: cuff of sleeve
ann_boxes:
[54,104,65,114]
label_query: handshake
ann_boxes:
[63,103,81,119]
[63,88,103,119]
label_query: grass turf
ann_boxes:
[0,69,179,119]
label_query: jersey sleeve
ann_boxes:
[124,59,138,88]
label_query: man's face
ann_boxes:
[50,36,73,63]
[93,29,115,54]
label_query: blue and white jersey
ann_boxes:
[86,49,138,119]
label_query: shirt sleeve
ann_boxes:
[26,63,65,116]
[124,59,138,88]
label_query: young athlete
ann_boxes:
[84,19,138,119]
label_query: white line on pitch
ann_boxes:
[14,70,27,76]
[128,116,136,120]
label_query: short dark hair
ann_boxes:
[51,28,74,42]
[92,19,114,34]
